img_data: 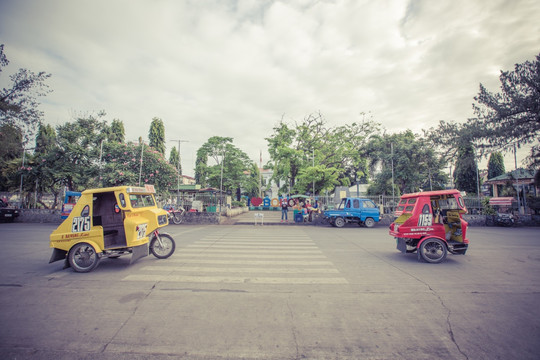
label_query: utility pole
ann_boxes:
[138,140,144,186]
[514,143,522,214]
[391,143,395,200]
[170,139,189,206]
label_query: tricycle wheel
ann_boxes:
[334,217,345,228]
[172,212,183,224]
[68,242,100,272]
[150,232,176,259]
[418,238,447,264]
[364,217,375,228]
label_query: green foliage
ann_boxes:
[12,115,177,208]
[195,136,254,196]
[487,152,505,179]
[482,197,496,215]
[472,53,540,164]
[243,162,261,198]
[0,44,52,138]
[366,131,448,195]
[453,142,479,194]
[195,147,208,186]
[266,112,379,196]
[99,141,177,192]
[35,123,56,155]
[0,123,23,190]
[109,119,125,142]
[169,146,179,170]
[148,117,165,155]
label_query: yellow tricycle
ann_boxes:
[49,185,175,272]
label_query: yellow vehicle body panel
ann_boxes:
[50,185,168,254]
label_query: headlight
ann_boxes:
[158,214,168,225]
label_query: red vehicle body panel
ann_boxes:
[389,190,469,259]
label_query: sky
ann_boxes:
[1,0,539,177]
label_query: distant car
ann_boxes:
[0,198,19,222]
[324,197,380,228]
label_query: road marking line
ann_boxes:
[140,266,340,274]
[180,249,322,254]
[165,259,335,265]
[192,241,316,245]
[174,254,327,259]
[123,274,348,284]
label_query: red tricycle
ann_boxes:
[389,189,469,263]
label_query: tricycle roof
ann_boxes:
[81,184,156,195]
[398,189,462,200]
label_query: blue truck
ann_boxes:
[324,197,380,228]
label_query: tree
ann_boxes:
[266,112,379,195]
[472,53,540,164]
[194,147,208,187]
[195,136,254,195]
[0,44,51,139]
[46,114,110,191]
[99,141,177,191]
[109,119,125,142]
[453,142,479,194]
[0,123,23,191]
[169,146,179,169]
[148,117,165,155]
[487,152,505,180]
[366,131,448,195]
[35,123,56,155]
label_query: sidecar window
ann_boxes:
[129,194,155,208]
[81,205,90,217]
[119,193,126,207]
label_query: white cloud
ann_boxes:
[1,0,538,174]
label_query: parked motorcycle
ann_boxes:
[164,204,186,224]
[496,213,515,227]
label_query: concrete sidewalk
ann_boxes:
[230,209,316,225]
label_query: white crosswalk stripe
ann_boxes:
[122,229,348,285]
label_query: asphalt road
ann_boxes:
[0,223,539,360]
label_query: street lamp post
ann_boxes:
[219,149,225,216]
[312,148,315,198]
[170,139,188,206]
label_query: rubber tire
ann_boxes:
[172,213,183,224]
[418,238,447,264]
[364,218,375,228]
[150,233,176,259]
[334,217,345,228]
[68,242,100,272]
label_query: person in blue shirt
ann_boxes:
[281,197,289,222]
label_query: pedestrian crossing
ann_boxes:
[122,229,348,285]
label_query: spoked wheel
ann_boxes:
[364,217,375,228]
[172,212,183,224]
[68,242,100,272]
[418,238,447,263]
[334,217,345,228]
[150,232,176,259]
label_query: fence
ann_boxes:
[314,195,485,215]
[0,190,492,215]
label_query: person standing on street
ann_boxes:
[281,197,289,222]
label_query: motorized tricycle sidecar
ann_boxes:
[49,185,175,272]
[389,189,469,263]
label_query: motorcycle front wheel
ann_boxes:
[150,232,176,259]
[172,212,183,224]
